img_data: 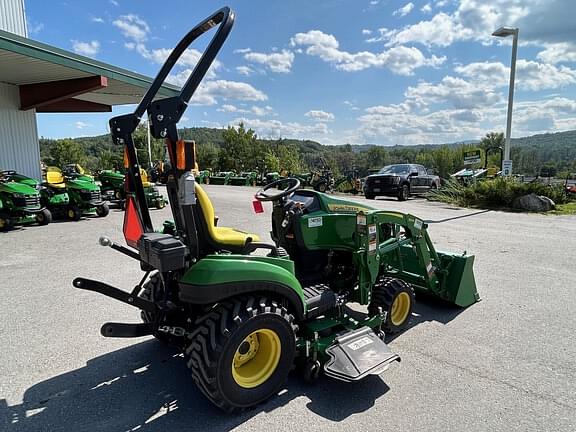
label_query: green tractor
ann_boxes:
[97,169,125,201]
[195,169,211,184]
[44,167,109,220]
[334,168,362,195]
[0,171,52,230]
[62,164,95,183]
[229,171,258,186]
[209,171,234,185]
[74,8,479,413]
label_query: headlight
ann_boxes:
[80,189,91,193]
[13,193,26,198]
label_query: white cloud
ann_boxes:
[166,79,268,106]
[71,40,100,57]
[243,49,295,73]
[305,110,335,122]
[112,15,150,42]
[251,105,275,116]
[109,0,119,6]
[537,43,576,64]
[135,46,222,78]
[393,2,415,17]
[291,30,445,75]
[405,76,503,109]
[27,19,44,35]
[231,118,330,139]
[421,3,432,13]
[455,60,576,91]
[362,29,372,35]
[234,48,252,54]
[236,66,254,76]
[385,13,471,47]
[75,121,92,129]
[92,17,105,23]
[344,100,360,110]
[217,104,274,116]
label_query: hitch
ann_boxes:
[72,277,155,312]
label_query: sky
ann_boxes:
[27,0,576,146]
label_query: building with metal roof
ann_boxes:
[0,0,179,179]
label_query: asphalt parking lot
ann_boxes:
[1,185,575,432]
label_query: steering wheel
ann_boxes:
[255,178,300,202]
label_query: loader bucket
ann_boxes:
[437,252,480,307]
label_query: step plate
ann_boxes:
[323,327,400,382]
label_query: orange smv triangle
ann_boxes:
[123,195,143,248]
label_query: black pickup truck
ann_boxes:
[363,164,440,201]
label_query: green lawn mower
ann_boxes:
[195,169,211,184]
[97,169,125,201]
[62,164,95,183]
[73,8,479,413]
[229,171,258,186]
[0,171,51,230]
[209,170,234,185]
[45,167,109,220]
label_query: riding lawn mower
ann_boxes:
[74,7,479,413]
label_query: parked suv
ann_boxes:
[364,164,440,201]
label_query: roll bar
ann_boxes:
[108,7,235,241]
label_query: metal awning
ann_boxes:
[0,29,180,112]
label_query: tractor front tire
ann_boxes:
[96,203,109,217]
[36,208,52,226]
[186,296,297,412]
[155,199,166,210]
[0,214,14,231]
[368,277,415,334]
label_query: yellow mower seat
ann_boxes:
[46,169,66,188]
[139,168,153,187]
[195,184,259,247]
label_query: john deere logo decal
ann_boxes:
[328,204,371,213]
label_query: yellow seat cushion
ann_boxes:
[46,169,66,188]
[195,184,260,247]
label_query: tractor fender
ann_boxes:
[178,257,307,320]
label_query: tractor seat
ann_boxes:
[195,184,260,249]
[139,168,153,187]
[46,170,66,189]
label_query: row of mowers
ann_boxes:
[97,168,166,209]
[0,167,109,231]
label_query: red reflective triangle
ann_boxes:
[123,195,143,248]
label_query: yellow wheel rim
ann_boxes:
[68,209,75,218]
[390,292,411,326]
[232,329,281,389]
[0,219,5,228]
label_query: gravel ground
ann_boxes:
[1,185,575,432]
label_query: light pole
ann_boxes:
[492,26,519,176]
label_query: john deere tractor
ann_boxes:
[44,167,109,220]
[0,170,51,230]
[74,8,479,413]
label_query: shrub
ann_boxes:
[428,177,570,209]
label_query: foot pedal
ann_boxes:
[323,327,400,382]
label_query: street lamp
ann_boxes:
[492,26,519,176]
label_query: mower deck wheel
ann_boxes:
[0,214,14,231]
[186,295,296,412]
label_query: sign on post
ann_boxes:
[502,159,513,176]
[463,149,482,165]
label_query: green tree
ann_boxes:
[48,139,87,168]
[219,123,259,171]
[196,142,220,169]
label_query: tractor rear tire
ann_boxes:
[36,208,52,226]
[96,203,109,217]
[67,206,82,221]
[368,277,415,334]
[186,295,297,412]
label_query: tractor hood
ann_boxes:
[67,179,99,191]
[0,181,39,195]
[99,170,124,180]
[10,173,40,188]
[317,193,376,213]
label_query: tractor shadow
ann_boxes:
[0,340,389,432]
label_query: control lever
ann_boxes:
[99,236,140,261]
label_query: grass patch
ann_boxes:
[550,202,576,215]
